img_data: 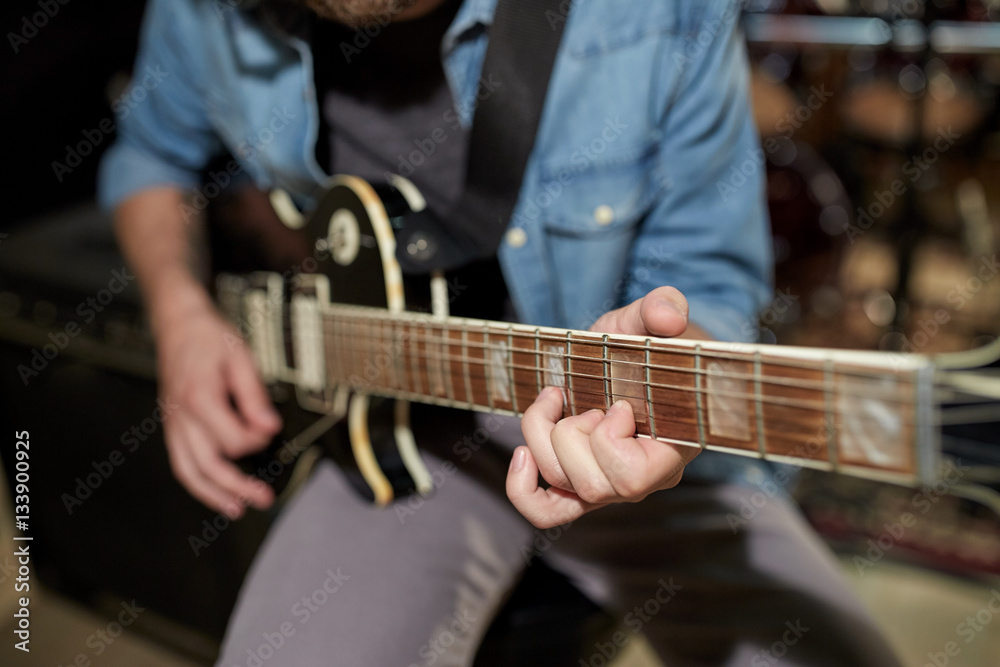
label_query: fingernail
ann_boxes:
[511,448,526,473]
[610,400,629,414]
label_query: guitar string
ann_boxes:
[328,326,918,401]
[317,328,919,410]
[315,312,927,394]
[238,301,931,408]
[318,331,925,417]
[262,300,891,384]
[317,307,929,380]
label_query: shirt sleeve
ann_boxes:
[97,0,222,211]
[624,2,773,343]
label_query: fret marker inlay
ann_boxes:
[837,375,905,469]
[543,345,565,389]
[706,361,751,441]
[490,340,512,404]
[610,351,647,423]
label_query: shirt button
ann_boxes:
[505,227,527,248]
[594,205,615,226]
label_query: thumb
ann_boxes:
[590,286,688,337]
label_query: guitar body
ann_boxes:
[298,175,436,505]
[213,175,434,505]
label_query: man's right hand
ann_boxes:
[156,303,282,518]
[114,187,283,517]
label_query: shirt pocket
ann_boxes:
[537,138,667,238]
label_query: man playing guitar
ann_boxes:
[99,0,904,664]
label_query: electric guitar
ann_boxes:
[214,175,1000,507]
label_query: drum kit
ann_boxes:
[745,0,1000,354]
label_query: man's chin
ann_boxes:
[301,0,419,27]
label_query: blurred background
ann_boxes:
[1,0,999,665]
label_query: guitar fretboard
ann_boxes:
[218,275,939,486]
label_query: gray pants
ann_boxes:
[216,410,902,667]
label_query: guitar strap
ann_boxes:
[395,0,571,273]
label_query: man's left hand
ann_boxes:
[506,287,704,529]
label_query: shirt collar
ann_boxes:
[442,0,498,55]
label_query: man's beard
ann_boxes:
[298,0,419,27]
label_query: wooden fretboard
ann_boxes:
[303,304,938,485]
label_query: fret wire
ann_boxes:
[344,315,354,383]
[409,321,422,396]
[483,325,495,411]
[566,331,577,416]
[359,317,368,384]
[426,322,438,396]
[315,335,910,430]
[334,314,344,384]
[352,316,361,383]
[824,360,838,471]
[602,334,612,410]
[399,319,409,393]
[754,351,766,458]
[508,324,519,414]
[388,319,400,391]
[694,344,706,449]
[321,333,888,413]
[378,318,389,389]
[645,339,656,440]
[533,328,542,396]
[370,318,381,388]
[322,322,917,400]
[461,327,474,408]
[363,317,372,386]
[443,323,456,402]
[320,306,915,381]
[321,371,893,432]
[393,319,405,392]
[284,379,909,448]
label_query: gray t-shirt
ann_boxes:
[312,0,467,218]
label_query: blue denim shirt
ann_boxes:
[98,0,772,342]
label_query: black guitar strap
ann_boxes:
[395,0,571,273]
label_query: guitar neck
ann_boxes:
[215,273,939,486]
[309,303,938,486]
